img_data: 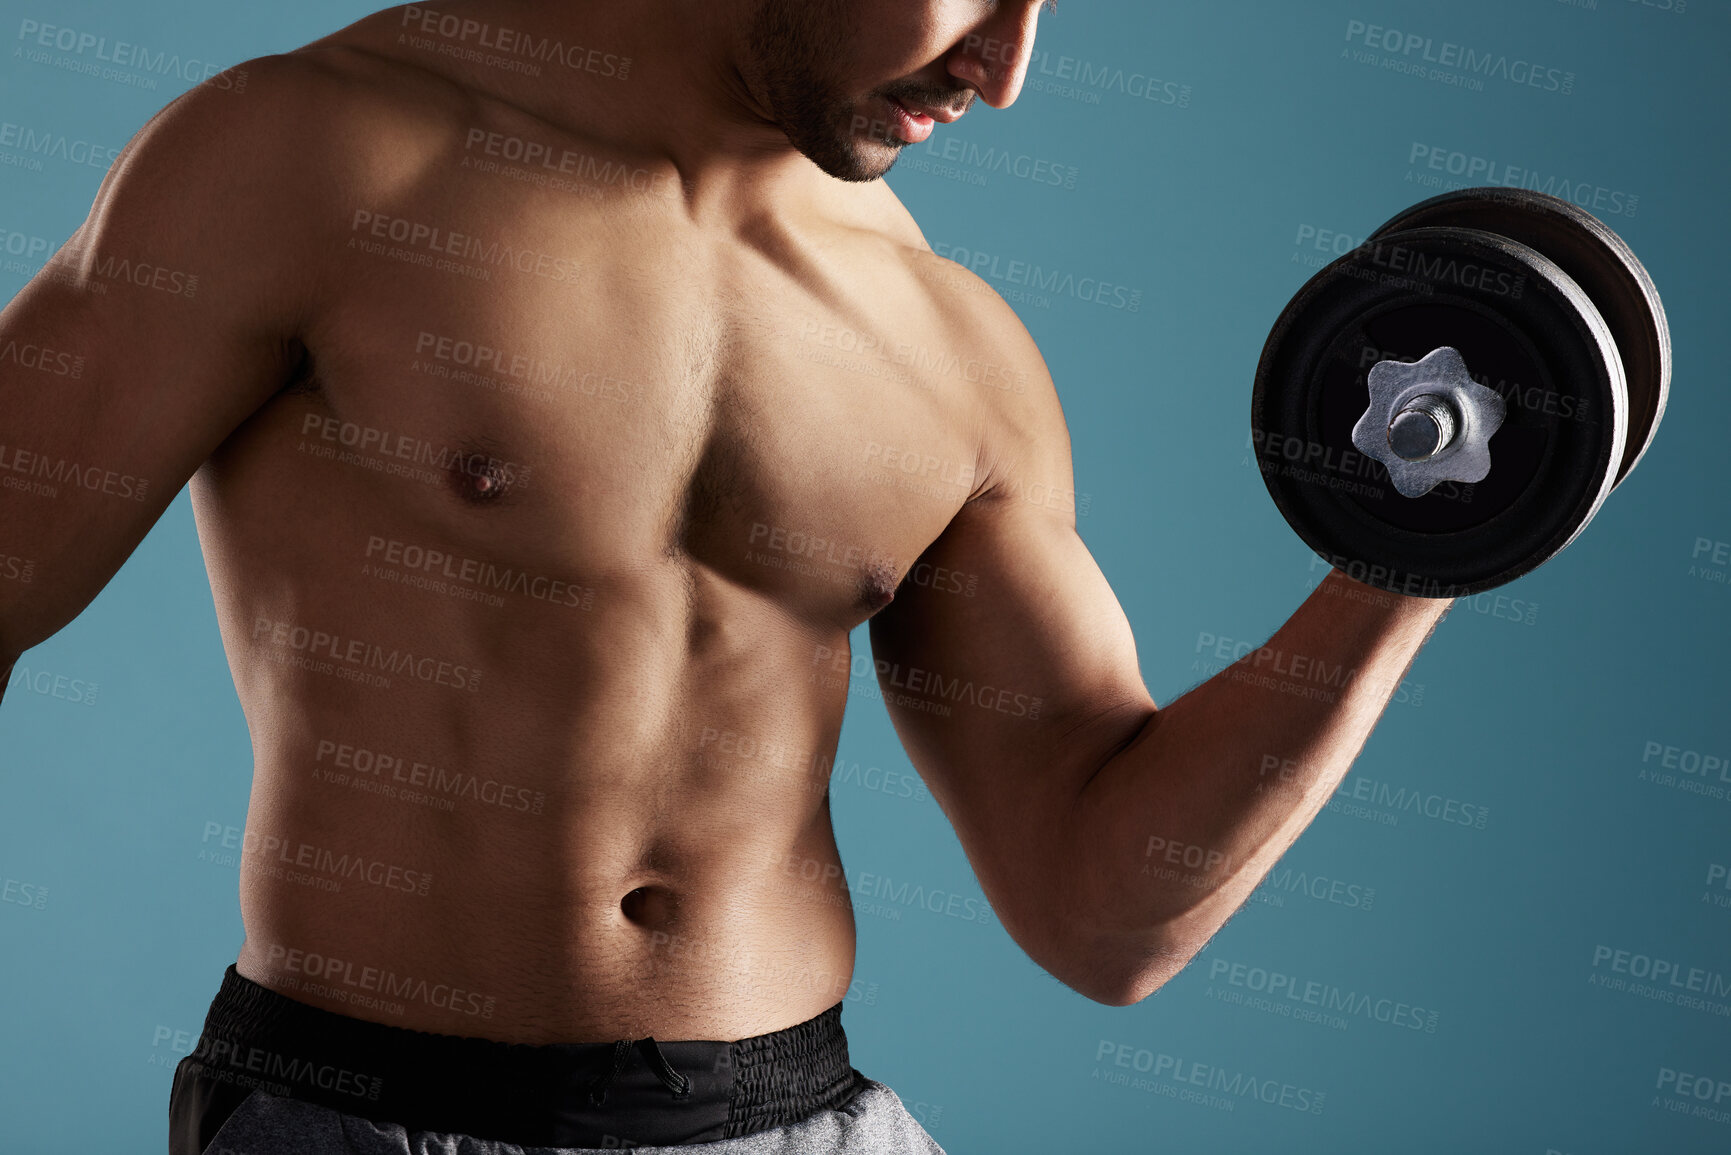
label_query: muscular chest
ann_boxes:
[269,207,986,625]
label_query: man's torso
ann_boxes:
[196,17,1028,1045]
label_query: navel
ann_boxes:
[620,884,678,930]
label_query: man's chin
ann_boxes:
[781,106,906,182]
[848,146,903,182]
[815,136,904,183]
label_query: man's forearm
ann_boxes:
[1069,569,1450,1001]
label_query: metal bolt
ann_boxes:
[1387,394,1459,462]
[1351,347,1507,499]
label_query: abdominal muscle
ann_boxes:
[221,553,863,1046]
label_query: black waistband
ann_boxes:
[180,965,862,1147]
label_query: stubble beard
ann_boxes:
[744,0,902,183]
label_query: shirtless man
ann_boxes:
[0,1,1449,1151]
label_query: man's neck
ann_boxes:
[443,0,837,223]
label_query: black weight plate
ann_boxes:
[1252,226,1626,596]
[1369,187,1667,487]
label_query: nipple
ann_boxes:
[447,452,514,504]
[857,559,900,615]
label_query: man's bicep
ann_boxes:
[868,492,1156,863]
[0,62,320,659]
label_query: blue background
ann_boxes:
[2,0,1727,1151]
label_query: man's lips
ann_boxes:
[880,94,966,145]
[888,95,964,124]
[886,95,969,124]
[881,96,932,144]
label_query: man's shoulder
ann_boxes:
[821,182,1071,482]
[827,182,1048,374]
[123,47,470,202]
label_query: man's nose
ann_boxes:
[947,7,1042,109]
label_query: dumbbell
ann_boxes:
[1250,187,1670,596]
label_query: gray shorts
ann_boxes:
[197,1078,946,1154]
